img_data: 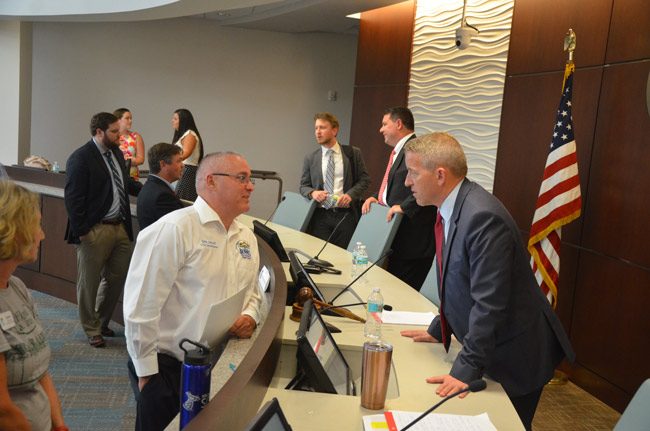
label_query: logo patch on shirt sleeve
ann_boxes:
[236,240,252,259]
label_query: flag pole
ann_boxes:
[548,28,577,386]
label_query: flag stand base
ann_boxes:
[547,369,569,386]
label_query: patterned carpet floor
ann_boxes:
[32,290,136,430]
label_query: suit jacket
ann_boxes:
[381,135,436,259]
[427,178,575,397]
[64,140,142,244]
[299,143,370,220]
[136,175,184,230]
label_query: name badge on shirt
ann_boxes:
[237,240,252,260]
[0,311,16,330]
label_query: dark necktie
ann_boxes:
[104,150,129,220]
[435,211,451,352]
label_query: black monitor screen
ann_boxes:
[253,220,289,262]
[287,251,326,303]
[244,398,293,431]
[295,299,353,395]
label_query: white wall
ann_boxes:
[30,18,357,216]
[409,0,513,192]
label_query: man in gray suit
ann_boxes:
[300,112,370,248]
[400,132,574,430]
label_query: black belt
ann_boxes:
[101,218,123,225]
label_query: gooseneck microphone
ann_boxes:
[307,212,350,268]
[400,379,487,431]
[263,195,286,225]
[319,302,393,312]
[328,249,393,305]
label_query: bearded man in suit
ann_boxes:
[400,132,574,430]
[64,112,142,347]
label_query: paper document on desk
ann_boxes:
[362,411,496,431]
[381,310,436,326]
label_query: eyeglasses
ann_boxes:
[210,173,255,185]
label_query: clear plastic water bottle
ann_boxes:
[365,287,384,340]
[51,161,60,173]
[351,242,362,279]
[356,245,369,276]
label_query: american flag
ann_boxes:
[528,63,582,307]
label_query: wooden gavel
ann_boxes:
[291,287,366,323]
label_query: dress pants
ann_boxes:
[507,386,544,431]
[75,222,133,336]
[128,354,182,431]
[307,207,356,249]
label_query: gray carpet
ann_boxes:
[31,289,136,430]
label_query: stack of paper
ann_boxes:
[362,411,497,431]
[381,311,436,326]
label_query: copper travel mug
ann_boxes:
[360,341,393,410]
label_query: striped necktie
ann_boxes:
[104,150,129,220]
[377,150,396,205]
[323,149,335,209]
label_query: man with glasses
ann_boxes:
[124,152,262,431]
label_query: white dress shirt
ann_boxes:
[124,197,262,376]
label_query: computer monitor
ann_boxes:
[295,299,355,396]
[287,251,327,303]
[253,220,289,262]
[244,397,293,431]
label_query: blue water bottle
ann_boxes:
[179,339,211,429]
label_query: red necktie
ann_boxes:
[435,211,451,352]
[377,150,396,205]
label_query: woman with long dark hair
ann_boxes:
[171,108,204,201]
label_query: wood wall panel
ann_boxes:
[582,60,650,267]
[351,1,415,195]
[606,0,650,63]
[494,68,602,242]
[570,253,650,401]
[506,0,612,75]
[355,1,415,86]
[41,195,77,282]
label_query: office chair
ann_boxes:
[419,257,440,307]
[271,191,317,232]
[347,203,402,263]
[613,378,650,430]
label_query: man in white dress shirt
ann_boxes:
[124,151,261,431]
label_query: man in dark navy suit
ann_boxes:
[362,107,436,290]
[64,112,141,347]
[137,143,184,230]
[400,132,574,430]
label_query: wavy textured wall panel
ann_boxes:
[410,0,513,191]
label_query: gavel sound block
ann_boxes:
[290,287,366,323]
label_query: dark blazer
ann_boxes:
[381,135,436,259]
[299,143,370,220]
[427,178,574,397]
[136,175,184,230]
[64,140,142,244]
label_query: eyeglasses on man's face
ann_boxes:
[210,173,255,185]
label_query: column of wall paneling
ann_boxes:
[350,1,416,195]
[494,0,650,411]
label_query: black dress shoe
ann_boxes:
[101,327,116,337]
[88,335,106,348]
